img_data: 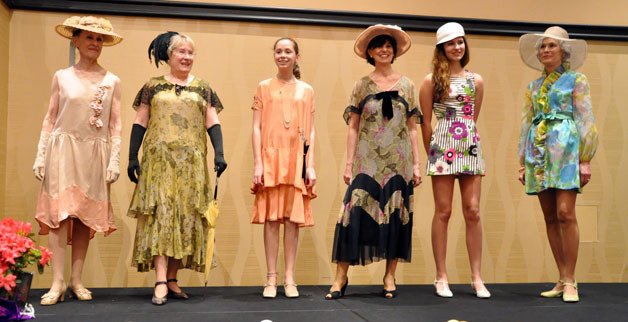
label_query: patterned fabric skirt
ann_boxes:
[128,145,210,272]
[331,173,413,265]
[130,212,207,272]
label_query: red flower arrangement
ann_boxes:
[0,218,51,294]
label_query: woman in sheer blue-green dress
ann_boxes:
[518,26,598,303]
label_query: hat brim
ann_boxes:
[354,25,411,59]
[55,24,123,46]
[519,33,587,71]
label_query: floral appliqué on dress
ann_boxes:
[89,86,110,128]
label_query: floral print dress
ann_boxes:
[332,76,421,265]
[128,76,223,272]
[426,71,485,176]
[518,65,598,194]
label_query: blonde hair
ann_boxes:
[168,34,195,56]
[534,37,572,64]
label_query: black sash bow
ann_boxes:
[375,90,398,120]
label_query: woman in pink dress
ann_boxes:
[251,38,316,298]
[33,16,123,305]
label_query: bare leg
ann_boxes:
[555,190,579,298]
[69,220,90,289]
[153,255,168,298]
[538,189,565,292]
[264,221,280,288]
[383,259,398,291]
[166,258,182,293]
[283,221,299,285]
[47,220,69,291]
[431,175,455,293]
[459,175,488,294]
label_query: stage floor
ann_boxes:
[27,283,628,322]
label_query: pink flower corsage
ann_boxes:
[89,86,109,128]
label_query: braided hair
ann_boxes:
[148,31,179,67]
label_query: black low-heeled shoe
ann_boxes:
[166,278,189,299]
[325,279,349,300]
[152,281,168,305]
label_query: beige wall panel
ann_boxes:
[180,0,628,26]
[0,2,9,213]
[3,9,628,289]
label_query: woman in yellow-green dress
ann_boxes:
[127,31,227,305]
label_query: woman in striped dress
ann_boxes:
[419,22,490,299]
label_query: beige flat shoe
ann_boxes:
[263,284,277,298]
[540,280,564,298]
[284,283,299,298]
[263,272,277,298]
[562,281,579,303]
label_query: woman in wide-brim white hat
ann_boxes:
[517,26,598,303]
[327,24,423,300]
[35,16,123,305]
[419,22,490,299]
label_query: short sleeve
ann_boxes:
[404,80,423,124]
[132,83,152,110]
[252,83,263,111]
[342,81,363,124]
[308,86,315,114]
[206,86,224,114]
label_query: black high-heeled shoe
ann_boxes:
[382,289,398,299]
[325,279,349,300]
[382,278,397,299]
[166,278,189,299]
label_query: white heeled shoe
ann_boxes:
[434,280,453,298]
[471,280,491,299]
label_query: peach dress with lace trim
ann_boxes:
[35,67,118,242]
[251,78,316,227]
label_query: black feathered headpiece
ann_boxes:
[148,31,179,67]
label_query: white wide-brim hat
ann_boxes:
[55,16,123,46]
[519,26,587,71]
[354,24,411,59]
[436,22,465,45]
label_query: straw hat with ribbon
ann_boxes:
[354,24,411,59]
[519,26,587,71]
[55,16,123,46]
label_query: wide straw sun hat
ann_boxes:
[354,24,411,59]
[55,16,123,46]
[519,26,587,71]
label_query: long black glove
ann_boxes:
[128,123,146,183]
[207,124,227,177]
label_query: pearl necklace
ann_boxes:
[277,76,296,128]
